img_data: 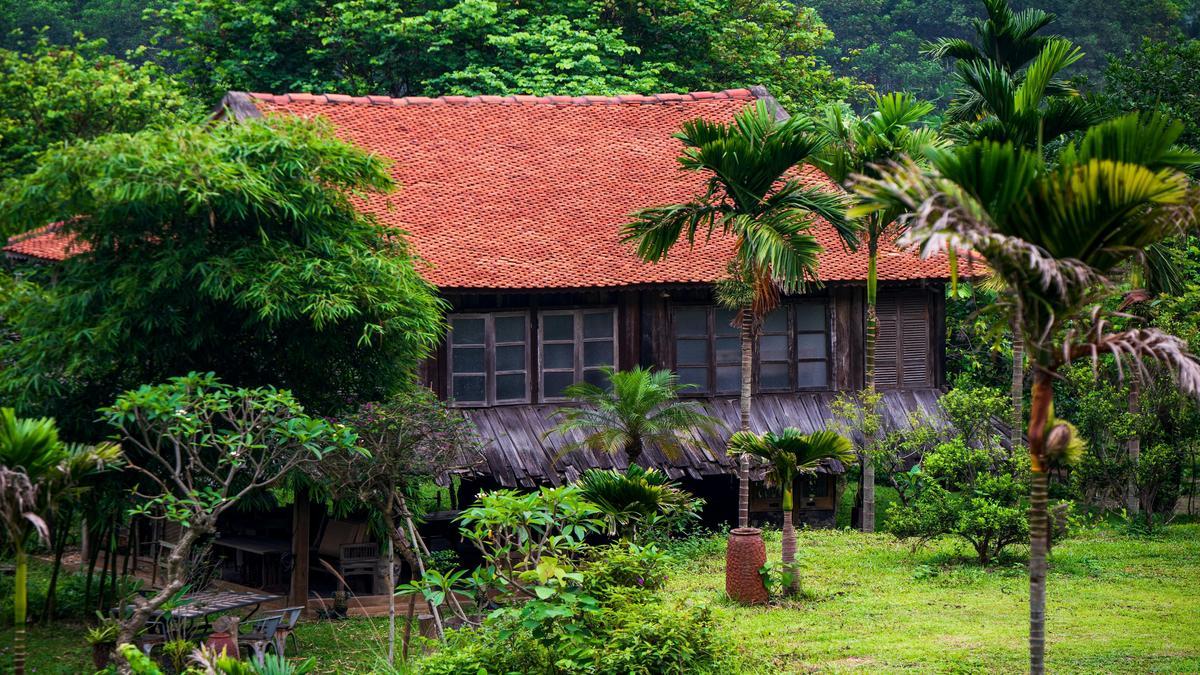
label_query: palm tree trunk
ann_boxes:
[861,244,878,533]
[781,494,798,596]
[738,308,753,528]
[13,545,28,675]
[1011,312,1024,450]
[1028,369,1053,675]
[1126,380,1141,514]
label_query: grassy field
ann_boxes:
[3,523,1198,673]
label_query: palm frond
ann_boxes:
[922,38,984,62]
[1065,312,1200,396]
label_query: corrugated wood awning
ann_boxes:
[462,389,948,488]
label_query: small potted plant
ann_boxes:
[85,617,121,669]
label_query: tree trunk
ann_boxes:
[43,506,72,624]
[1028,370,1053,675]
[116,524,207,669]
[1126,381,1141,514]
[738,308,753,528]
[861,245,879,533]
[1011,311,1024,450]
[781,500,798,596]
[387,537,396,666]
[13,546,28,675]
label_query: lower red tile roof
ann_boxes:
[5,88,954,288]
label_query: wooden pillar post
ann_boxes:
[289,489,311,610]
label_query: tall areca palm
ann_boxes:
[623,100,855,529]
[813,93,943,532]
[727,428,854,594]
[548,366,722,468]
[0,409,120,675]
[928,0,1105,452]
[854,112,1200,674]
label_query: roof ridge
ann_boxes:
[243,88,757,108]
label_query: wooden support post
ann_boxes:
[289,489,311,610]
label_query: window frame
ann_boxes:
[446,311,531,407]
[537,308,619,403]
[671,299,831,396]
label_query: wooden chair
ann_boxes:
[270,606,304,656]
[239,614,282,665]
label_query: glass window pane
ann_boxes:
[795,303,825,331]
[543,343,574,370]
[542,314,574,341]
[583,341,614,367]
[796,361,827,388]
[452,375,485,402]
[495,315,526,343]
[496,373,526,401]
[542,371,575,399]
[715,337,740,364]
[676,339,708,366]
[716,365,741,393]
[452,347,485,373]
[450,317,485,345]
[796,333,826,359]
[715,309,739,336]
[760,362,790,390]
[674,308,707,336]
[763,309,788,333]
[582,368,609,388]
[676,367,708,391]
[583,311,613,339]
[760,334,788,361]
[495,345,525,372]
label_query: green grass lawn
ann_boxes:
[4,523,1198,673]
[670,523,1200,673]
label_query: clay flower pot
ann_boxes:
[725,527,769,605]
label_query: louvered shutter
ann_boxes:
[899,294,931,387]
[875,296,899,388]
[874,291,931,389]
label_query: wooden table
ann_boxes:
[214,536,291,589]
[162,589,281,623]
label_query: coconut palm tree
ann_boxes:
[727,428,855,594]
[813,93,943,531]
[623,100,855,528]
[853,112,1200,674]
[547,366,722,468]
[0,409,120,675]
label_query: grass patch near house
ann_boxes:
[668,523,1200,673]
[4,523,1198,673]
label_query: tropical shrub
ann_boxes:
[576,465,702,540]
[583,543,673,596]
[887,438,1030,564]
[1133,443,1186,531]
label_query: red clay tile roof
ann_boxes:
[4,88,954,288]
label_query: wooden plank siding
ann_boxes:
[423,281,947,487]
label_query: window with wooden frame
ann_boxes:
[671,307,741,395]
[446,312,530,406]
[672,301,829,395]
[538,308,618,401]
[875,291,932,389]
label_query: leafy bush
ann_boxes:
[887,438,1030,564]
[584,543,673,596]
[576,465,702,540]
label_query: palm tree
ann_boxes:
[927,0,1105,452]
[547,366,722,468]
[727,428,855,594]
[854,112,1200,674]
[577,464,698,540]
[0,409,119,675]
[813,93,943,531]
[623,100,855,528]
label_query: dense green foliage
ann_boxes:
[146,0,864,107]
[0,37,195,182]
[1103,38,1200,148]
[0,117,445,432]
[0,0,156,56]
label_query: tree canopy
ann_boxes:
[0,116,445,432]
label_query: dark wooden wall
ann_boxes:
[424,281,945,397]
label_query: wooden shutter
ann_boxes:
[875,296,899,388]
[874,291,931,389]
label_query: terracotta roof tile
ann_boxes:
[5,88,954,288]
